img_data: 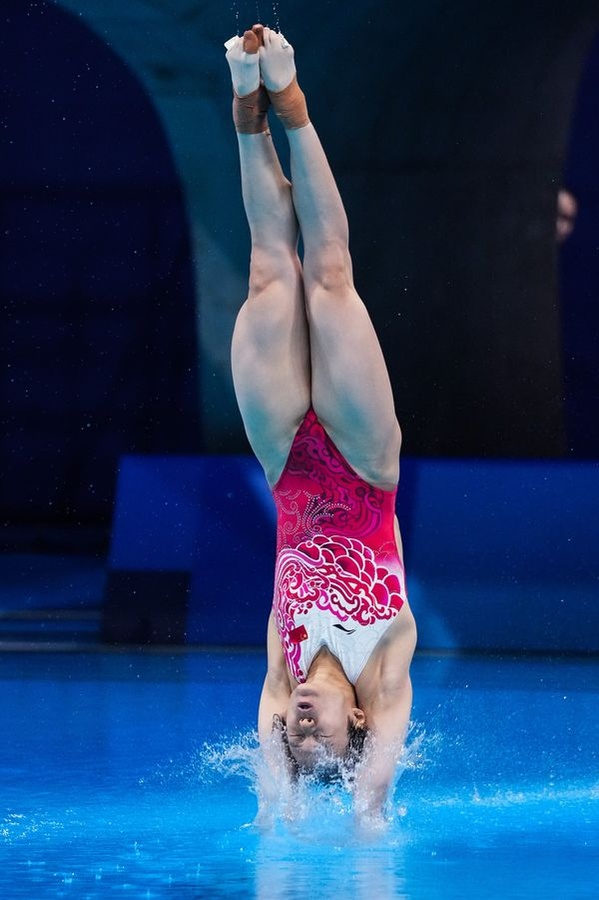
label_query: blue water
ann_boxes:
[0,651,597,898]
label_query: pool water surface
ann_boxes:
[0,651,597,898]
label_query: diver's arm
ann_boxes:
[354,675,413,823]
[255,612,293,827]
[354,610,417,824]
[258,612,291,742]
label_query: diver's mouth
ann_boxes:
[297,702,313,711]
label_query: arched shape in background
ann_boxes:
[55,1,599,458]
[0,0,200,537]
[2,0,599,549]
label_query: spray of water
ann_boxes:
[230,1,240,35]
[272,0,280,32]
[198,723,429,835]
[229,0,280,36]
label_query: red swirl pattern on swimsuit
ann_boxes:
[271,409,406,682]
[273,409,385,548]
[274,535,403,682]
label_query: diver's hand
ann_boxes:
[255,720,295,825]
[354,774,391,832]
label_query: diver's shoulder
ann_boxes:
[357,603,417,700]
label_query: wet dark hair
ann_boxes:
[273,715,369,781]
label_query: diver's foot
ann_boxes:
[251,24,265,49]
[225,30,261,97]
[258,26,297,93]
[258,28,309,130]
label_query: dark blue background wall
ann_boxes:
[561,29,599,457]
[3,2,599,544]
[0,0,200,535]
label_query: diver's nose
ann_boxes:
[298,716,315,729]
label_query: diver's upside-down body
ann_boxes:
[226,24,416,813]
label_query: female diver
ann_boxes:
[225,25,417,820]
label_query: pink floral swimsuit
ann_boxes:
[272,408,407,685]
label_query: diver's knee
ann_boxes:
[248,246,302,298]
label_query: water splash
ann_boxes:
[198,730,262,786]
[198,724,429,836]
[230,1,240,35]
[468,782,599,808]
[228,1,279,35]
[272,0,280,32]
[0,812,65,844]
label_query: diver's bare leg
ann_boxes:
[226,34,310,486]
[289,125,401,487]
[260,29,400,488]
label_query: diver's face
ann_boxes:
[284,684,356,769]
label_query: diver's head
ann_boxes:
[278,682,367,775]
